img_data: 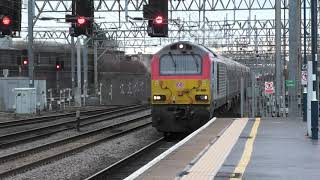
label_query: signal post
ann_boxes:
[65,0,94,107]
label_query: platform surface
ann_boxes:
[134,118,236,180]
[217,117,320,180]
[128,117,320,180]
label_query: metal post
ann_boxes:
[310,0,318,139]
[270,96,273,116]
[37,102,40,115]
[303,86,307,121]
[71,37,76,95]
[56,70,59,93]
[253,25,257,117]
[71,0,76,95]
[76,110,80,132]
[259,89,264,117]
[59,90,62,110]
[288,0,301,117]
[202,0,205,45]
[94,40,98,95]
[302,0,308,122]
[68,88,71,106]
[82,44,88,106]
[76,37,82,107]
[110,83,113,101]
[125,0,128,21]
[251,73,255,118]
[275,0,281,117]
[307,61,312,136]
[48,89,52,111]
[248,0,251,44]
[28,0,35,87]
[254,17,258,67]
[99,82,102,105]
[241,77,244,117]
[83,83,86,106]
[63,89,66,110]
[262,92,265,117]
[282,0,287,118]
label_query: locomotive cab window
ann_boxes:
[159,54,202,75]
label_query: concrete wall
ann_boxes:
[99,72,150,105]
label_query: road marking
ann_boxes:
[230,118,261,180]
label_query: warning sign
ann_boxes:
[265,82,274,94]
[301,71,307,85]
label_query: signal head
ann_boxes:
[77,16,86,25]
[2,16,11,26]
[154,16,163,24]
[23,59,28,65]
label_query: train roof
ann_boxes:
[156,41,250,71]
[156,41,210,54]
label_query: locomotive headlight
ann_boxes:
[153,95,166,101]
[153,96,159,100]
[195,95,209,101]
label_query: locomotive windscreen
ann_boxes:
[159,54,202,75]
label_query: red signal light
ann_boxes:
[56,64,61,70]
[77,16,86,25]
[23,59,28,65]
[2,16,11,26]
[154,16,163,24]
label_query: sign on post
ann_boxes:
[301,71,307,85]
[285,80,295,87]
[265,81,274,94]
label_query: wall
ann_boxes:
[99,72,150,105]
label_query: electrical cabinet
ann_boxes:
[14,88,36,114]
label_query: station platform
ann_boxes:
[125,117,320,180]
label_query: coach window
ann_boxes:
[217,63,219,94]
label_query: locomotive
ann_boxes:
[151,41,250,134]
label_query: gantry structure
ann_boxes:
[30,0,315,71]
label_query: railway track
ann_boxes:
[0,105,150,148]
[85,138,179,180]
[0,114,152,178]
[0,105,132,129]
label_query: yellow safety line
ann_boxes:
[230,118,261,180]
